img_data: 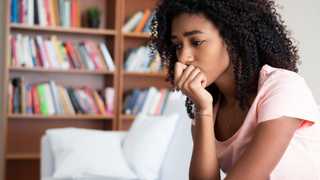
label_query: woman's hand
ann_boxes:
[174,62,213,114]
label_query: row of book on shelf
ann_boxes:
[8,77,114,116]
[124,45,163,73]
[123,87,175,116]
[10,34,115,71]
[11,0,155,32]
[122,9,154,33]
[11,0,81,27]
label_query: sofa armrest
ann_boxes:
[41,135,54,179]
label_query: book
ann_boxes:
[134,9,151,33]
[10,0,19,23]
[37,83,49,115]
[92,90,106,115]
[58,86,75,115]
[31,84,41,114]
[71,0,80,27]
[122,11,144,32]
[12,78,22,113]
[67,87,84,114]
[64,41,82,69]
[25,84,33,114]
[27,0,34,25]
[64,0,71,27]
[8,82,13,114]
[142,11,154,32]
[83,41,103,70]
[49,81,62,114]
[99,43,115,71]
[105,87,114,114]
[35,35,50,68]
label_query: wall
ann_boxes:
[278,0,320,104]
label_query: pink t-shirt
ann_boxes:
[214,64,320,179]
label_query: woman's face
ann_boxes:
[171,13,231,87]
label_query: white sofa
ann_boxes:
[41,92,194,180]
[41,92,226,180]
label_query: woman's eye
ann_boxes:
[192,40,205,46]
[173,43,182,50]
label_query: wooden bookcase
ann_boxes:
[0,0,171,180]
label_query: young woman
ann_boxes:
[150,0,320,179]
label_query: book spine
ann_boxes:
[49,81,62,114]
[134,9,151,33]
[11,0,19,23]
[25,84,33,114]
[67,88,84,114]
[27,0,34,25]
[92,91,106,115]
[105,87,114,114]
[10,35,18,67]
[12,79,21,113]
[37,83,49,115]
[31,85,41,114]
[59,86,76,115]
[83,41,102,70]
[43,83,56,115]
[122,11,144,32]
[64,42,80,69]
[99,43,115,71]
[64,0,71,27]
[8,82,13,114]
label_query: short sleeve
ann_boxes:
[257,72,320,127]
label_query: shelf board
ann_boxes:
[124,32,151,38]
[124,71,166,78]
[10,67,114,75]
[10,23,116,36]
[8,114,114,120]
[6,153,40,160]
[121,114,135,120]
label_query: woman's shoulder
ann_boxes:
[258,64,306,91]
[256,64,320,129]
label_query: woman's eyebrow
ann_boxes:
[171,30,204,39]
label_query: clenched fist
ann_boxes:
[174,62,213,113]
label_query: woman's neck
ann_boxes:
[215,63,238,107]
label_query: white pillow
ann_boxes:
[46,127,138,179]
[122,113,179,180]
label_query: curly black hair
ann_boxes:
[149,0,299,119]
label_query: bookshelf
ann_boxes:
[118,0,172,130]
[0,0,172,180]
[11,23,117,36]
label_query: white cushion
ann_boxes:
[122,113,179,180]
[46,128,138,179]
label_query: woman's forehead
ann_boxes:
[171,14,218,36]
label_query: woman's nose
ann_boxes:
[178,49,194,65]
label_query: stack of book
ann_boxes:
[10,34,115,71]
[124,45,162,73]
[9,78,114,116]
[122,87,174,116]
[122,9,154,33]
[10,0,81,27]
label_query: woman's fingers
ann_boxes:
[174,62,187,87]
[177,65,195,90]
[191,70,207,89]
[182,67,201,92]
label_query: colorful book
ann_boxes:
[134,9,151,33]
